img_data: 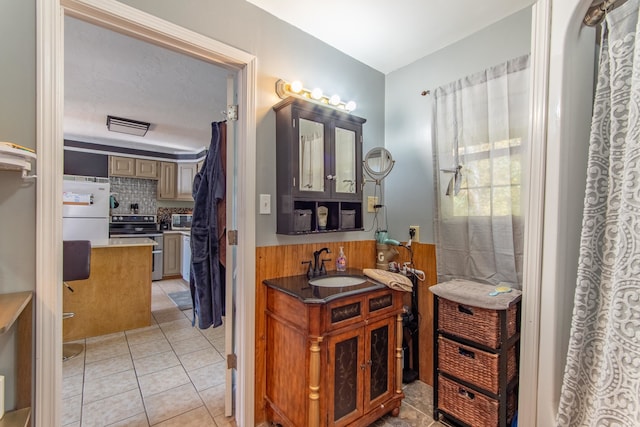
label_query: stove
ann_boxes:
[109,215,160,236]
[109,215,164,281]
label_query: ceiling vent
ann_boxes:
[106,115,150,137]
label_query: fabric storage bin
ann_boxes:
[438,375,516,427]
[340,209,356,229]
[438,298,517,349]
[293,209,312,232]
[438,336,518,394]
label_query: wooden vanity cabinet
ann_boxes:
[265,286,404,427]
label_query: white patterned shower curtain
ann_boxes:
[557,1,640,426]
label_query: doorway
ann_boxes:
[37,1,256,425]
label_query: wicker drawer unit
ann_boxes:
[430,279,521,427]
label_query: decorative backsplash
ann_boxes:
[109,176,157,215]
[157,207,193,224]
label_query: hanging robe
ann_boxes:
[190,121,225,329]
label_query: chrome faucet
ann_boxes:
[313,247,331,276]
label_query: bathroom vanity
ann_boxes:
[263,271,405,427]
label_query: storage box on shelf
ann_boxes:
[430,279,521,427]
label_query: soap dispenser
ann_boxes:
[336,246,347,272]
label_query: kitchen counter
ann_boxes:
[263,268,385,304]
[63,242,154,341]
[163,229,190,236]
[92,237,158,248]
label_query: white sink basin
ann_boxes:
[308,276,367,287]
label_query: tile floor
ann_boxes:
[62,278,445,427]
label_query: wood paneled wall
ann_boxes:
[254,241,437,424]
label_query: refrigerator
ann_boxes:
[63,176,110,245]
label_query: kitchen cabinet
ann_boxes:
[431,281,521,427]
[0,292,33,426]
[158,161,198,201]
[163,232,182,277]
[264,278,404,427]
[109,156,158,179]
[273,97,365,235]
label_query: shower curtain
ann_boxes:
[557,1,640,426]
[432,55,529,288]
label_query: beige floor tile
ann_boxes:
[153,405,216,427]
[133,350,181,377]
[152,297,176,312]
[198,383,226,418]
[63,422,81,427]
[84,335,130,364]
[142,383,203,425]
[63,353,86,378]
[125,326,166,347]
[170,334,212,356]
[213,414,237,427]
[158,317,193,332]
[178,347,224,372]
[106,412,150,427]
[81,388,145,427]
[84,354,133,381]
[138,364,190,397]
[163,325,203,344]
[157,280,188,294]
[153,307,186,323]
[129,337,172,360]
[83,369,138,404]
[62,373,84,400]
[200,324,225,340]
[85,331,126,345]
[62,393,82,426]
[187,360,226,391]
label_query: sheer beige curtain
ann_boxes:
[432,55,530,289]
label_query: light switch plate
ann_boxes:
[259,194,271,214]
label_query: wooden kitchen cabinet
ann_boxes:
[109,156,158,179]
[158,161,197,200]
[158,161,176,199]
[264,281,404,427]
[163,232,182,277]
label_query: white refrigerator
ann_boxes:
[63,176,110,245]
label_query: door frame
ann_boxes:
[35,0,257,425]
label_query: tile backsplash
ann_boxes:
[109,176,157,215]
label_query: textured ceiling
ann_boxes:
[64,16,229,155]
[246,0,535,74]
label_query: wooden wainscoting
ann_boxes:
[254,240,437,424]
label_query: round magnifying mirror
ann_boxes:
[363,147,394,182]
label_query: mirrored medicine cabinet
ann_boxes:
[273,97,366,235]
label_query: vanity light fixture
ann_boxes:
[106,115,151,137]
[275,79,357,112]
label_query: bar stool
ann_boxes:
[62,240,91,361]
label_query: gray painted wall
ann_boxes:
[120,0,386,247]
[384,7,532,244]
[0,0,37,411]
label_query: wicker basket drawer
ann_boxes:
[438,297,517,348]
[438,336,517,394]
[438,375,516,427]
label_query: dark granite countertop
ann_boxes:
[263,268,386,304]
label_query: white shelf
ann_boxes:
[0,144,36,178]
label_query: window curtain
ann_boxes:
[557,1,640,425]
[432,55,530,289]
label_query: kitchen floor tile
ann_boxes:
[62,393,82,426]
[198,383,225,418]
[81,388,145,427]
[153,307,187,324]
[153,405,216,427]
[125,325,164,346]
[129,337,172,360]
[186,360,225,391]
[84,354,133,381]
[106,412,150,427]
[133,350,181,377]
[157,317,192,332]
[63,351,86,378]
[138,364,190,398]
[62,373,84,400]
[170,334,212,356]
[163,325,203,344]
[83,368,138,404]
[142,383,203,425]
[178,347,224,372]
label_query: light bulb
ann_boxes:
[311,88,323,100]
[345,101,357,112]
[289,80,303,94]
[329,95,341,106]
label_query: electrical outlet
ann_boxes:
[409,225,420,243]
[367,196,379,213]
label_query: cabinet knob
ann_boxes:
[326,174,335,180]
[360,364,366,370]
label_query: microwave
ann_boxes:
[171,214,192,230]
